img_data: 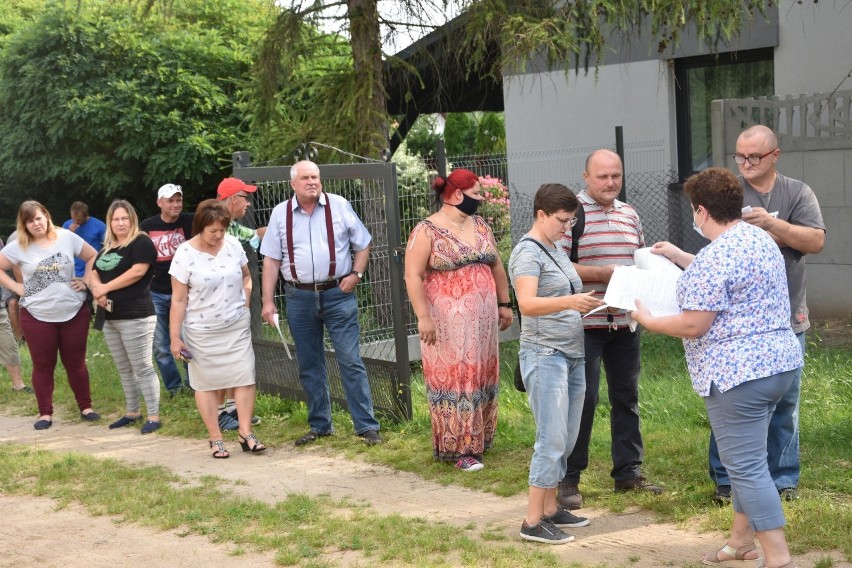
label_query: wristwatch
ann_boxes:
[351,270,363,280]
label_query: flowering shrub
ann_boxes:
[478,175,511,238]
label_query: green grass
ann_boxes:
[1,325,850,562]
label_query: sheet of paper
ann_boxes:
[603,265,681,317]
[273,318,294,360]
[634,247,682,278]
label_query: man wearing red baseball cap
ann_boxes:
[215,178,266,427]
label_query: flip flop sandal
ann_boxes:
[701,543,764,568]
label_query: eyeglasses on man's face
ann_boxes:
[549,213,578,228]
[733,149,776,166]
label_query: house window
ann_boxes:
[675,49,774,177]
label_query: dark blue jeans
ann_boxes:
[150,291,188,393]
[284,284,380,435]
[562,327,644,484]
[709,331,805,489]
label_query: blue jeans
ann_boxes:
[563,327,644,483]
[520,341,586,489]
[705,370,796,531]
[709,332,805,489]
[284,284,380,435]
[150,291,188,393]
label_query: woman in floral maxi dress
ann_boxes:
[405,169,513,471]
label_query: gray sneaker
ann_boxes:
[543,506,590,528]
[557,482,583,510]
[217,412,239,431]
[519,519,575,545]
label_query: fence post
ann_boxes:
[436,139,448,178]
[615,126,627,202]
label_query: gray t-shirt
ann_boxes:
[509,236,585,358]
[0,229,86,322]
[741,173,826,333]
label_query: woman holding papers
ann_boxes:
[508,183,603,545]
[631,168,801,568]
[169,200,265,459]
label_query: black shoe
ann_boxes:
[519,519,574,544]
[294,430,332,446]
[81,410,101,422]
[557,482,583,510]
[109,415,142,429]
[714,484,732,505]
[614,475,663,494]
[141,420,161,434]
[543,506,590,528]
[34,418,52,430]
[779,487,799,501]
[359,430,383,446]
[12,385,33,394]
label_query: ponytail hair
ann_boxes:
[431,168,479,204]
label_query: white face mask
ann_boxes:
[692,207,706,238]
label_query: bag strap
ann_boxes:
[520,237,575,294]
[570,205,585,263]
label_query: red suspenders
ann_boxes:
[285,195,336,282]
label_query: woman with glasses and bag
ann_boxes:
[509,183,603,545]
[404,168,513,472]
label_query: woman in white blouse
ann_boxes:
[169,199,265,459]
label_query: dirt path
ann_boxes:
[0,414,846,568]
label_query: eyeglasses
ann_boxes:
[550,213,578,228]
[733,149,776,165]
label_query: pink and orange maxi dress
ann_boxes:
[409,216,500,461]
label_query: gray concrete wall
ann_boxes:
[775,1,852,95]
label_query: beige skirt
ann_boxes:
[184,310,255,392]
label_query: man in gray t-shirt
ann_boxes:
[709,125,826,503]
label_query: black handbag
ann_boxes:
[512,237,577,393]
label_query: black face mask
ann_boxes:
[454,192,481,216]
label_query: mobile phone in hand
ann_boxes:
[179,348,193,360]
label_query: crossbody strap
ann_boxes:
[520,237,575,294]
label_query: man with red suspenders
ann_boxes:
[260,160,382,446]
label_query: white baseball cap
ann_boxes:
[157,183,183,199]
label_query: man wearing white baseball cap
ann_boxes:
[140,183,194,396]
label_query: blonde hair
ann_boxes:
[103,199,142,250]
[16,200,57,249]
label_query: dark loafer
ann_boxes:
[81,411,101,422]
[109,415,142,429]
[140,420,161,435]
[359,430,383,446]
[34,418,52,430]
[294,430,332,446]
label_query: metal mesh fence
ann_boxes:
[397,147,705,345]
[237,161,411,421]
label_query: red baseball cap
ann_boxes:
[217,177,257,200]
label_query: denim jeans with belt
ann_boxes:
[150,291,188,393]
[520,340,585,489]
[709,331,806,490]
[284,284,380,435]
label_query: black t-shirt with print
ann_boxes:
[94,235,157,320]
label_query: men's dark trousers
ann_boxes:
[562,327,644,483]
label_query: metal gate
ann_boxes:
[232,149,412,421]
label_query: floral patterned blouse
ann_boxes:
[678,221,803,396]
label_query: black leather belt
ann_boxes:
[286,278,341,292]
